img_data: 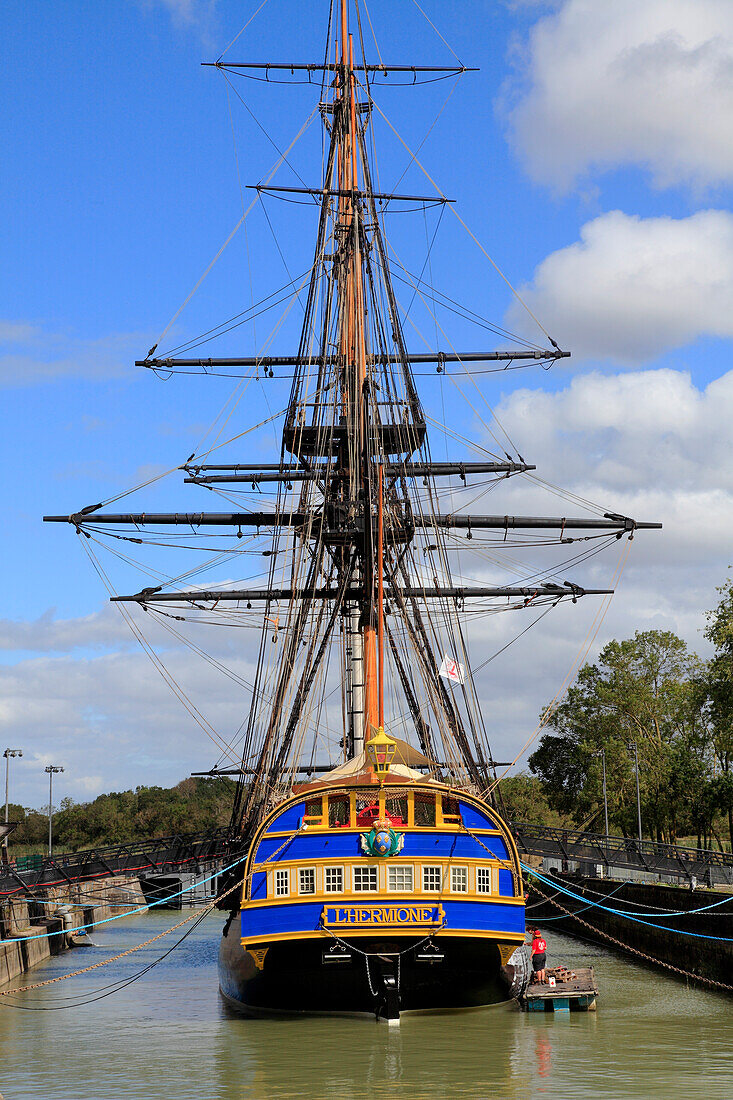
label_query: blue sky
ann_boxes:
[4,0,733,809]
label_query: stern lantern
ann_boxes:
[366,725,397,783]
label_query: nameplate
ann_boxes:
[322,904,444,928]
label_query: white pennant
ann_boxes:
[439,653,465,686]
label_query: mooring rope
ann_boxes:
[529,876,733,994]
[0,875,242,998]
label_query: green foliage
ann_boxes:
[702,576,733,774]
[8,778,236,854]
[497,774,567,828]
[4,803,48,848]
[700,576,733,844]
[529,630,717,844]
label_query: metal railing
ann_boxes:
[511,821,733,886]
[0,827,241,896]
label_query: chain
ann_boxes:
[242,821,307,895]
[462,823,523,895]
[531,879,733,994]
[458,820,732,994]
[365,955,377,997]
[0,875,244,998]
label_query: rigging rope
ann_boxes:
[486,537,633,798]
[79,537,242,765]
[151,107,319,353]
[527,873,733,993]
[1,852,247,947]
[364,91,556,344]
[216,0,272,63]
[526,865,733,930]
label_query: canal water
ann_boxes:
[0,911,731,1099]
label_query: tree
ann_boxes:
[701,577,733,847]
[48,778,237,852]
[529,630,710,842]
[497,774,566,827]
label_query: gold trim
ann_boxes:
[253,855,512,873]
[260,826,504,840]
[322,902,445,928]
[251,857,520,905]
[241,782,524,909]
[241,928,526,948]
[243,892,525,910]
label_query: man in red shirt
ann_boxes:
[531,928,547,983]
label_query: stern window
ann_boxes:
[329,795,350,828]
[476,867,493,894]
[451,866,468,893]
[414,794,436,827]
[387,865,414,892]
[422,865,443,892]
[384,795,408,825]
[299,868,316,895]
[324,867,344,893]
[274,869,289,897]
[304,798,323,825]
[356,797,379,828]
[442,795,462,824]
[353,866,378,892]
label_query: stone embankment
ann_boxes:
[0,875,147,986]
[530,874,733,989]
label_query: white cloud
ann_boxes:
[0,321,36,343]
[138,0,220,39]
[508,210,733,362]
[0,645,253,805]
[456,364,733,759]
[506,0,733,191]
[496,367,733,573]
[0,607,136,653]
[0,322,148,387]
[157,0,200,21]
[76,775,105,793]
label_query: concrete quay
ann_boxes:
[529,874,733,989]
[0,875,147,987]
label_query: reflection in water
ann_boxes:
[215,1003,518,1100]
[535,1031,552,1080]
[0,912,731,1100]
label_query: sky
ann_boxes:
[3,0,733,811]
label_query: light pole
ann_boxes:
[45,765,64,858]
[594,749,609,841]
[627,741,643,842]
[3,748,23,858]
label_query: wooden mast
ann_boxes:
[377,462,384,730]
[338,0,379,757]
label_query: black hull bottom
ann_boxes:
[219,918,520,1020]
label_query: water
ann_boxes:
[0,912,731,1099]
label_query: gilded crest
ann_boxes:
[360,817,405,858]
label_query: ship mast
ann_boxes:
[44,2,662,837]
[338,0,374,758]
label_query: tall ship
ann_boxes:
[46,2,659,1021]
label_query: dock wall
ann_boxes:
[530,875,733,989]
[0,875,147,988]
